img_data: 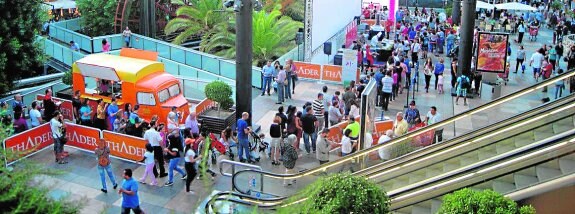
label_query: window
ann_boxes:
[158,84,181,103]
[137,92,156,106]
[158,89,170,103]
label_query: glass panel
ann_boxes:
[158,89,170,103]
[201,55,220,75]
[185,52,202,68]
[157,43,170,59]
[49,27,57,39]
[81,37,92,53]
[143,39,157,51]
[93,38,103,53]
[63,49,73,66]
[197,70,219,82]
[73,51,85,62]
[182,80,207,100]
[57,29,65,43]
[219,61,236,79]
[111,35,124,50]
[131,35,144,49]
[53,46,63,61]
[52,83,69,95]
[163,60,179,76]
[45,40,54,57]
[171,48,185,63]
[252,68,262,88]
[179,65,198,78]
[65,32,73,46]
[137,92,157,106]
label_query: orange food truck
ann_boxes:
[71,48,190,126]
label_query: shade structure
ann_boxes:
[495,2,537,11]
[477,1,495,10]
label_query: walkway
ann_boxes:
[24,22,563,214]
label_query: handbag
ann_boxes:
[283,79,288,85]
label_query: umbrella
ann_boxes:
[495,2,537,11]
[476,1,495,10]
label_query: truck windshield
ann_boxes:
[158,84,181,103]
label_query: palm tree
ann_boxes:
[264,0,304,22]
[202,8,303,65]
[164,0,230,45]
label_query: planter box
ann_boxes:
[198,108,236,134]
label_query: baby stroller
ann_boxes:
[249,132,269,162]
[529,26,538,41]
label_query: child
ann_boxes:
[437,74,444,94]
[139,143,157,186]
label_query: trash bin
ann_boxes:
[481,82,502,100]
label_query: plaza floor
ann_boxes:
[22,24,567,213]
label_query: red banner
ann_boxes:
[345,21,358,48]
[102,131,147,162]
[322,65,343,82]
[3,123,54,162]
[37,94,75,121]
[476,32,509,73]
[372,120,394,144]
[293,62,322,80]
[64,122,101,151]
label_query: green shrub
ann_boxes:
[278,173,390,214]
[76,0,116,36]
[62,70,73,85]
[204,80,234,114]
[438,188,536,214]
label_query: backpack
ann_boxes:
[461,76,470,88]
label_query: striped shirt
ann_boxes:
[312,99,324,118]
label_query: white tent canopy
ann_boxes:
[477,1,495,10]
[495,2,537,11]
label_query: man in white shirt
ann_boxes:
[381,71,394,111]
[143,121,167,178]
[529,48,545,79]
[29,101,42,127]
[425,106,443,143]
[411,40,421,63]
[50,111,67,164]
[377,130,394,160]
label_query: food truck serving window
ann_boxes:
[137,92,156,106]
[158,84,181,103]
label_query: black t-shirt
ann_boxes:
[270,124,282,138]
[167,134,183,159]
[276,112,287,131]
[301,114,317,134]
[72,98,81,115]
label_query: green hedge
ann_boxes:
[439,188,536,214]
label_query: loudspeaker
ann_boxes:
[296,32,303,45]
[334,54,343,65]
[323,42,332,55]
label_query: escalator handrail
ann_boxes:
[230,70,575,183]
[213,101,575,211]
[390,131,575,210]
[204,191,287,213]
[386,125,575,198]
[359,94,575,178]
[364,97,575,181]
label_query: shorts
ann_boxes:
[121,206,143,214]
[271,138,281,148]
[533,67,540,75]
[53,137,63,153]
[457,88,467,97]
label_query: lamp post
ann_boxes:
[235,0,254,123]
[456,0,476,77]
[452,0,461,26]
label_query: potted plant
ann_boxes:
[198,80,236,133]
[278,173,390,214]
[438,188,535,214]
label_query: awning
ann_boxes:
[477,1,495,10]
[75,62,121,82]
[495,2,537,11]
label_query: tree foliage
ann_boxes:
[203,8,303,66]
[438,189,536,214]
[76,0,116,36]
[0,126,82,213]
[264,0,305,22]
[205,80,234,113]
[164,0,230,45]
[278,173,390,214]
[0,0,46,96]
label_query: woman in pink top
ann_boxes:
[102,39,111,52]
[392,69,399,101]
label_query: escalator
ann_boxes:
[203,72,575,213]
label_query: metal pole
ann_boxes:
[457,0,476,77]
[236,0,253,123]
[452,0,461,26]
